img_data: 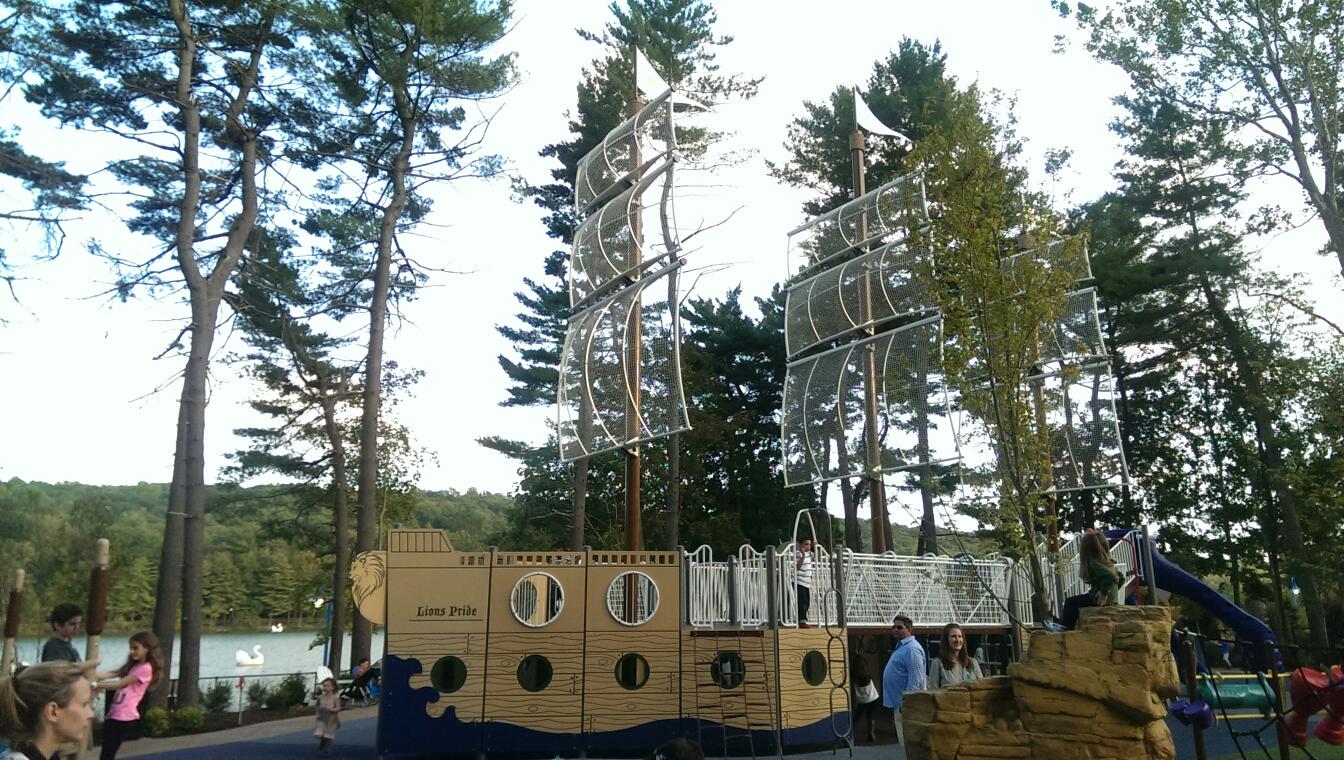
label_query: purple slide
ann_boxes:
[1106,529,1276,651]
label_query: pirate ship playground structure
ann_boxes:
[359,55,1132,759]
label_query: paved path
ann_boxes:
[115,708,1321,760]
[120,709,902,760]
[122,707,379,759]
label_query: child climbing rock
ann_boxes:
[1080,530,1123,606]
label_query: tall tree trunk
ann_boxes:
[570,462,588,550]
[171,6,266,705]
[354,87,416,667]
[840,478,859,551]
[1262,497,1289,643]
[150,1,202,708]
[148,402,188,709]
[665,433,680,550]
[1198,275,1329,652]
[324,393,350,674]
[177,295,214,707]
[916,367,936,555]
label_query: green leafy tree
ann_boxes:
[898,83,1075,622]
[1056,0,1344,285]
[1094,93,1333,652]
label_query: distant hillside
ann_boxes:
[0,478,515,634]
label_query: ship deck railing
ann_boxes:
[683,534,1137,630]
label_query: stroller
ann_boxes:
[341,661,381,706]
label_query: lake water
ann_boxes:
[13,629,387,680]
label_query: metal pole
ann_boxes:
[765,547,779,629]
[850,126,888,555]
[624,89,646,554]
[728,556,740,628]
[1141,526,1158,604]
[1267,642,1290,760]
[80,540,110,760]
[322,602,332,669]
[1181,637,1206,760]
[833,549,847,629]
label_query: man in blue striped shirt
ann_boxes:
[882,614,927,745]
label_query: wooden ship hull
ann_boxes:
[366,530,848,759]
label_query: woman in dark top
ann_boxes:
[38,606,81,664]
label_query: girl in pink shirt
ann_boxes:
[94,632,161,760]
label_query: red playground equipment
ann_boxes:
[1287,666,1344,746]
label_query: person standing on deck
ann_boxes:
[795,538,814,628]
[882,614,927,745]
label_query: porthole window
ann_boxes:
[801,650,827,686]
[511,572,563,627]
[711,651,746,689]
[606,571,659,626]
[517,654,553,692]
[430,656,467,693]
[614,653,650,690]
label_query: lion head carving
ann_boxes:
[350,550,387,625]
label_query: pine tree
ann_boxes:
[1091,94,1334,652]
[11,0,322,706]
[493,0,758,549]
[294,0,515,667]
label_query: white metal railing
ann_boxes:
[682,530,1142,629]
[686,545,729,627]
[778,543,839,627]
[1038,532,1135,617]
[840,550,1011,628]
[736,544,770,626]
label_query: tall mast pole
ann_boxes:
[624,60,646,553]
[851,117,889,554]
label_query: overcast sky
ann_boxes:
[2,0,1339,504]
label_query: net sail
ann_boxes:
[781,316,956,486]
[785,170,928,277]
[778,201,1129,498]
[574,89,679,216]
[569,162,679,309]
[784,238,937,359]
[558,265,689,462]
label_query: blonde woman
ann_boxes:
[0,661,98,760]
[928,623,982,689]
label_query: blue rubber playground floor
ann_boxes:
[118,709,1325,760]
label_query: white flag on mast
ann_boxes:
[854,87,913,147]
[636,48,669,97]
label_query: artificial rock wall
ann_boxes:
[903,605,1180,760]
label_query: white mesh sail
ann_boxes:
[786,171,928,276]
[558,265,689,462]
[570,162,679,309]
[1002,237,1093,290]
[574,89,677,216]
[781,316,955,486]
[784,238,936,358]
[1043,361,1128,493]
[1037,288,1107,369]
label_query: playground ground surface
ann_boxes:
[110,706,1334,760]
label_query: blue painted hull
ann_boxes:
[378,656,847,759]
